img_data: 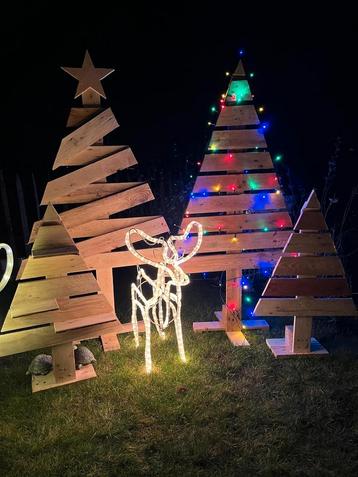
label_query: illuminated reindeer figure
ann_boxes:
[0,243,13,293]
[125,221,203,373]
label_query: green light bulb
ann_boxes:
[263,227,269,232]
[211,106,216,112]
[275,155,282,162]
[249,72,254,78]
[245,296,252,303]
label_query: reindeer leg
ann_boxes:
[144,304,152,374]
[172,286,186,363]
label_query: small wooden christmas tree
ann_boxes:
[180,60,292,346]
[30,51,168,351]
[254,190,357,357]
[0,204,122,391]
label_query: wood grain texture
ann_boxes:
[186,192,286,215]
[177,230,290,254]
[17,254,88,280]
[85,249,281,273]
[209,129,267,150]
[216,105,259,127]
[273,256,345,277]
[32,225,77,257]
[283,232,336,254]
[53,183,143,204]
[266,336,328,358]
[78,216,169,257]
[52,342,76,382]
[262,277,351,297]
[42,148,138,204]
[69,216,165,238]
[294,210,328,231]
[53,108,119,169]
[254,297,357,316]
[292,316,312,353]
[201,152,273,172]
[64,145,129,167]
[193,173,278,193]
[32,364,96,392]
[66,107,103,127]
[181,211,292,233]
[60,183,154,229]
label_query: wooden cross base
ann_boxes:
[241,319,269,330]
[32,364,97,392]
[193,311,249,347]
[266,325,328,358]
[101,334,120,352]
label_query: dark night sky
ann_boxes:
[1,4,358,281]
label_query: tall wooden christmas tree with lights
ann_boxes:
[179,60,292,346]
[29,51,169,350]
[254,190,357,357]
[0,204,123,392]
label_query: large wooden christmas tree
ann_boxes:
[180,60,292,346]
[29,51,169,350]
[0,205,123,391]
[254,190,357,357]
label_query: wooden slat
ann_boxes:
[254,297,357,316]
[66,107,103,127]
[69,216,164,238]
[2,294,115,332]
[266,336,328,358]
[201,152,273,173]
[273,256,345,277]
[216,105,259,127]
[53,108,119,169]
[52,342,76,382]
[60,183,154,229]
[65,145,128,167]
[11,299,59,318]
[186,192,286,215]
[178,231,290,254]
[53,182,143,204]
[193,173,278,193]
[0,320,123,357]
[181,212,292,233]
[209,129,267,151]
[78,216,169,257]
[42,148,138,204]
[304,190,320,210]
[18,254,88,280]
[283,232,336,254]
[32,225,77,257]
[263,277,351,297]
[294,210,328,231]
[86,249,281,273]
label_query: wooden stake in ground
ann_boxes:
[29,51,169,351]
[254,190,357,357]
[181,60,292,346]
[0,204,125,392]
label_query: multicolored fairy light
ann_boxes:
[244,296,252,304]
[275,154,282,162]
[249,72,254,78]
[258,106,264,112]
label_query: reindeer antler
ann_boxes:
[125,228,169,270]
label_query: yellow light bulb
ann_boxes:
[213,184,221,192]
[231,236,238,243]
[221,94,226,98]
[276,190,281,195]
[258,106,264,112]
[225,71,230,76]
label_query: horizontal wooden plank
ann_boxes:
[32,225,77,257]
[78,216,169,257]
[53,108,119,169]
[65,145,129,167]
[181,211,293,233]
[254,297,357,316]
[3,294,114,332]
[53,182,143,204]
[42,148,138,204]
[193,173,279,193]
[294,210,328,231]
[262,278,351,297]
[178,231,290,254]
[273,256,345,277]
[68,216,165,238]
[283,232,336,254]
[11,299,59,318]
[186,192,286,215]
[216,105,259,127]
[18,254,88,280]
[66,107,103,127]
[86,249,281,273]
[201,152,273,173]
[60,183,154,229]
[0,320,123,357]
[209,129,267,151]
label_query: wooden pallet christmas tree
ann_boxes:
[0,204,126,392]
[179,60,292,346]
[29,51,169,351]
[254,190,357,357]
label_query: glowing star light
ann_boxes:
[125,222,203,374]
[0,243,13,292]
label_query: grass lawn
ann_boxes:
[1,281,358,477]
